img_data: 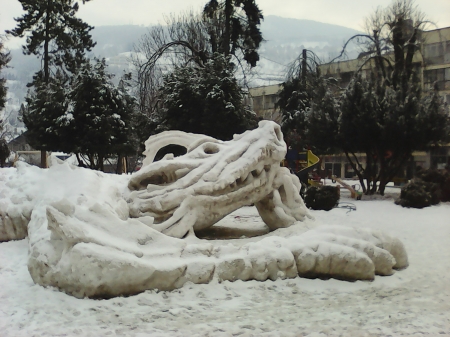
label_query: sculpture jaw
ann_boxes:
[127,121,301,238]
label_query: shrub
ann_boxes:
[395,181,440,208]
[396,169,450,208]
[304,186,340,211]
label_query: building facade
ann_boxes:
[248,84,282,124]
[249,26,450,177]
[319,27,450,106]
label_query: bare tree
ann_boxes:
[132,2,263,118]
[132,11,212,116]
[332,0,430,87]
[326,0,449,195]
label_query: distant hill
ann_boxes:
[2,15,363,131]
[263,16,361,41]
[253,16,362,85]
[89,25,150,57]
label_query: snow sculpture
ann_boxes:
[127,121,309,238]
[0,121,409,299]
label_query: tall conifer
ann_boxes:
[7,0,95,167]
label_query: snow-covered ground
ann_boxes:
[1,181,449,336]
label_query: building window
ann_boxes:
[252,97,263,111]
[446,41,450,63]
[424,67,450,90]
[425,42,445,65]
[264,95,277,109]
[338,71,354,87]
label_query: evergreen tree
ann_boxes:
[23,71,69,151]
[203,0,264,67]
[277,77,311,145]
[0,38,11,110]
[7,0,95,83]
[339,73,449,195]
[62,59,136,171]
[0,39,12,167]
[7,0,95,167]
[306,80,340,154]
[319,0,450,195]
[157,54,257,140]
[135,2,263,119]
[277,50,339,153]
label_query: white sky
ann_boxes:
[2,0,450,49]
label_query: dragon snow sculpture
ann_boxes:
[127,121,309,238]
[0,121,408,298]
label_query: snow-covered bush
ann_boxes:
[395,181,440,209]
[395,169,450,208]
[304,186,340,211]
[417,169,450,202]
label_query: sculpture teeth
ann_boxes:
[243,172,253,184]
[252,167,263,177]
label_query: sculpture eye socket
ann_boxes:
[203,143,220,155]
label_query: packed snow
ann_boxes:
[1,185,449,336]
[1,122,407,301]
[0,121,448,335]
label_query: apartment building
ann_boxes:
[248,84,282,124]
[318,26,450,173]
[249,26,450,177]
[319,26,450,105]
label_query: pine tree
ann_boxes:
[0,38,11,110]
[0,38,11,167]
[277,50,339,154]
[64,59,136,171]
[7,0,95,83]
[7,0,95,167]
[203,0,264,67]
[158,54,258,140]
[23,70,69,152]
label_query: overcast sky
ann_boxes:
[2,0,450,48]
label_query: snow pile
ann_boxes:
[0,122,408,299]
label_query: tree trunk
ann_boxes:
[41,0,51,169]
[222,0,233,56]
[41,150,47,168]
[378,179,387,196]
[301,49,307,85]
[344,151,367,193]
[99,155,104,172]
[117,155,127,174]
[44,0,51,83]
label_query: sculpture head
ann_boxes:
[127,121,308,238]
